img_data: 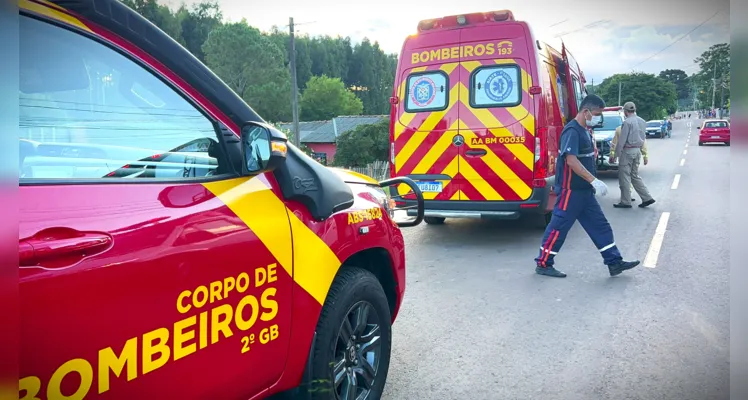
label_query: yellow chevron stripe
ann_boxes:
[457,155,504,200]
[19,0,93,32]
[440,62,459,75]
[450,190,461,200]
[457,83,534,170]
[396,154,459,200]
[203,177,341,306]
[459,190,470,201]
[395,84,460,172]
[394,66,428,139]
[411,120,459,175]
[459,127,533,200]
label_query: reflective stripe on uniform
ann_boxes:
[599,242,616,252]
[539,246,558,255]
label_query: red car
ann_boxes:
[698,119,731,146]
[17,0,424,399]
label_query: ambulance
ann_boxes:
[17,0,424,399]
[389,10,590,227]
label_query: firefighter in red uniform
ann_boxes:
[534,94,640,278]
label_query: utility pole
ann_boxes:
[289,17,300,148]
[719,79,725,118]
[710,59,717,110]
[618,81,622,106]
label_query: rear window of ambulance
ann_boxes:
[470,64,522,108]
[404,71,449,113]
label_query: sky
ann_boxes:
[168,0,730,84]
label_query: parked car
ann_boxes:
[698,119,731,146]
[594,106,625,172]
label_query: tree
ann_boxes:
[268,28,314,90]
[692,43,730,108]
[300,75,363,121]
[177,1,223,63]
[121,0,184,43]
[348,39,398,115]
[658,69,690,101]
[333,120,389,167]
[595,72,677,120]
[202,21,292,122]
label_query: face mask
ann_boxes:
[585,111,601,127]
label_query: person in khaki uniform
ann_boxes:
[609,123,649,202]
[609,102,655,208]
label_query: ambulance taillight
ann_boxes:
[532,128,548,188]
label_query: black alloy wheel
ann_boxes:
[333,301,382,400]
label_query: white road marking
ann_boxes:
[671,174,681,189]
[683,149,688,155]
[643,212,671,268]
[680,158,686,166]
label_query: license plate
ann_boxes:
[416,181,443,193]
[711,136,721,139]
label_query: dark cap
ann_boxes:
[623,101,636,112]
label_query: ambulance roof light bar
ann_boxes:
[416,9,515,32]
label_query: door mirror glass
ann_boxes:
[241,122,287,174]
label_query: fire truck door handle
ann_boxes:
[465,149,487,157]
[19,229,113,267]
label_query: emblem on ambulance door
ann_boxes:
[485,69,513,103]
[452,134,465,147]
[410,76,437,107]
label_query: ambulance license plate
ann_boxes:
[417,181,443,193]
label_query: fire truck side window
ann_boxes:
[19,15,226,181]
[404,71,449,113]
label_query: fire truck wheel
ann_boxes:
[308,267,392,400]
[424,217,446,225]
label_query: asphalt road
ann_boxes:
[383,116,730,400]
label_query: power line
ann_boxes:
[553,19,610,38]
[549,19,568,28]
[629,11,721,70]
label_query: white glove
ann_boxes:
[591,178,609,196]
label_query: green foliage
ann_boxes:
[595,72,677,120]
[300,76,363,121]
[121,0,184,43]
[176,1,222,62]
[202,21,292,122]
[333,120,389,167]
[120,0,398,123]
[692,43,730,108]
[658,69,690,101]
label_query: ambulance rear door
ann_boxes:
[393,29,462,202]
[562,43,585,115]
[457,22,536,202]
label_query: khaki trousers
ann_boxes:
[618,147,653,205]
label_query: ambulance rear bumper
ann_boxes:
[405,177,554,220]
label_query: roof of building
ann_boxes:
[276,115,388,143]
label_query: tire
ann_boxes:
[307,267,392,400]
[424,217,446,225]
[726,142,730,146]
[699,141,703,146]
